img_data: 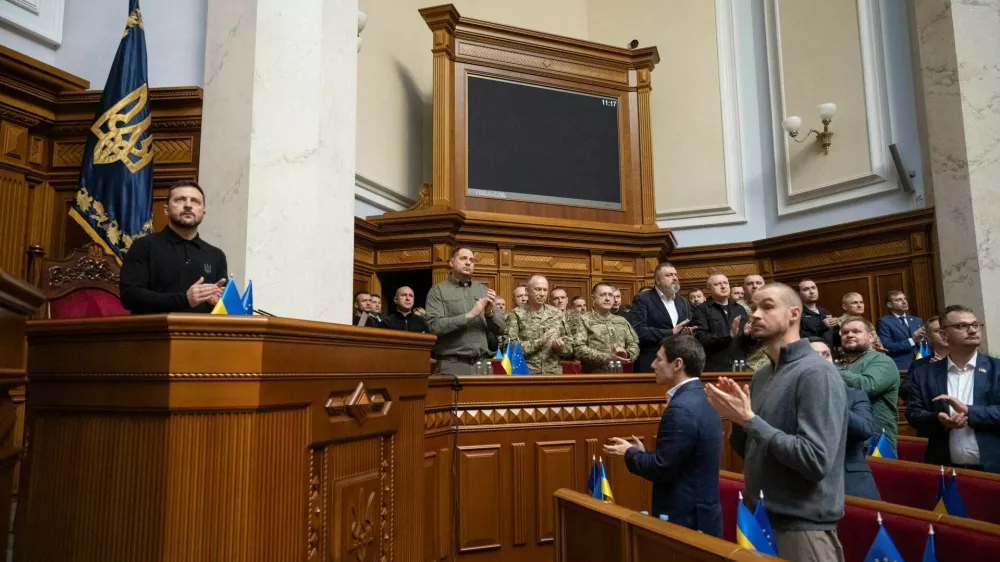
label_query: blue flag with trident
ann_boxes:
[69,0,154,264]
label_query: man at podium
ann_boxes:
[120,181,228,314]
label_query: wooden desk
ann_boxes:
[0,272,44,557]
[17,314,435,562]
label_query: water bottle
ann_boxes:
[640,511,649,516]
[659,514,669,522]
[738,360,746,372]
[615,360,622,374]
[474,361,484,375]
[731,360,739,372]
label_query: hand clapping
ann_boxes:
[704,377,755,425]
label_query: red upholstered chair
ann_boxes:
[896,435,929,462]
[560,361,581,374]
[718,471,743,543]
[868,457,1000,524]
[38,244,129,319]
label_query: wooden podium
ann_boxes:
[17,314,435,562]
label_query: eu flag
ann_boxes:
[923,525,937,562]
[69,0,154,265]
[934,467,968,517]
[587,455,598,495]
[241,280,254,315]
[753,491,776,552]
[863,514,902,562]
[736,492,776,555]
[510,340,530,375]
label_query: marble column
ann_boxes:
[198,0,359,323]
[912,0,1000,349]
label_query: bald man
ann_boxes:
[707,283,846,561]
[506,275,574,373]
[384,286,429,333]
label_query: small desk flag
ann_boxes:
[870,429,896,459]
[753,491,776,552]
[922,525,937,562]
[510,340,530,375]
[587,455,598,495]
[499,341,512,375]
[592,457,613,503]
[736,492,776,555]
[69,0,154,265]
[211,278,245,315]
[863,513,902,562]
[933,467,968,517]
[241,280,254,315]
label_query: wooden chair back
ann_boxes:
[37,244,128,319]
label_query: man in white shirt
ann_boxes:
[629,262,693,372]
[906,305,1000,473]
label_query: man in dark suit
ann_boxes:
[604,334,722,536]
[629,262,692,372]
[810,338,880,500]
[691,274,752,372]
[901,315,947,400]
[907,305,1000,473]
[876,290,925,371]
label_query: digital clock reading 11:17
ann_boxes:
[601,99,617,107]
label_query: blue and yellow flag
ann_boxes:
[736,492,776,555]
[916,340,930,360]
[863,514,902,562]
[499,341,512,375]
[592,457,613,503]
[870,430,896,459]
[923,525,937,562]
[211,279,246,315]
[934,467,968,517]
[69,0,154,264]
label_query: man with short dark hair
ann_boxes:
[687,288,706,306]
[612,287,631,318]
[550,288,569,311]
[604,334,722,537]
[570,296,587,313]
[900,315,946,400]
[731,286,745,303]
[797,279,837,342]
[352,291,384,328]
[384,286,428,333]
[740,274,769,371]
[838,316,900,455]
[707,283,846,561]
[369,294,384,323]
[120,180,229,314]
[513,285,529,308]
[876,290,925,371]
[630,262,692,373]
[691,274,751,372]
[907,305,1000,472]
[425,247,505,374]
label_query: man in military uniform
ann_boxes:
[425,247,505,374]
[506,275,573,373]
[739,274,769,371]
[573,283,639,373]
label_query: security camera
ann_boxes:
[628,39,639,49]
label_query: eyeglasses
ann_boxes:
[942,322,985,332]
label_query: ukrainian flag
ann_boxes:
[592,457,613,503]
[211,278,246,315]
[499,341,512,375]
[916,340,930,360]
[870,430,896,459]
[69,0,154,264]
[933,467,968,517]
[736,492,776,555]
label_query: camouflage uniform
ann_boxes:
[506,304,574,374]
[572,311,639,373]
[738,299,770,372]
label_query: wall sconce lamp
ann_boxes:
[782,103,837,155]
[358,11,367,52]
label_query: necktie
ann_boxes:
[899,315,909,333]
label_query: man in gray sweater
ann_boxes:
[706,283,846,562]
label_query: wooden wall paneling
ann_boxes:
[535,440,577,544]
[457,444,502,553]
[424,451,440,562]
[810,274,873,322]
[0,170,30,278]
[875,270,908,318]
[511,442,527,547]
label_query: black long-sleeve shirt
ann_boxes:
[384,311,427,332]
[800,306,834,344]
[119,226,228,314]
[691,299,752,372]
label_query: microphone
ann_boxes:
[254,308,277,317]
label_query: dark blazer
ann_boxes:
[844,388,880,500]
[691,300,752,373]
[629,290,691,373]
[901,356,937,402]
[625,379,723,537]
[876,314,924,370]
[906,353,1000,473]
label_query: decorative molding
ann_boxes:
[473,250,496,267]
[657,0,747,229]
[511,442,526,546]
[456,41,628,86]
[424,402,666,430]
[354,173,415,213]
[50,140,84,168]
[675,262,758,281]
[771,239,909,273]
[512,253,589,272]
[377,248,432,266]
[0,0,64,45]
[602,259,634,275]
[151,137,194,164]
[765,0,896,216]
[0,106,42,128]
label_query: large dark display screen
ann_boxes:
[466,76,622,209]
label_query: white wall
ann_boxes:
[0,0,206,88]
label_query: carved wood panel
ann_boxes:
[457,445,502,553]
[535,441,576,544]
[423,452,440,562]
